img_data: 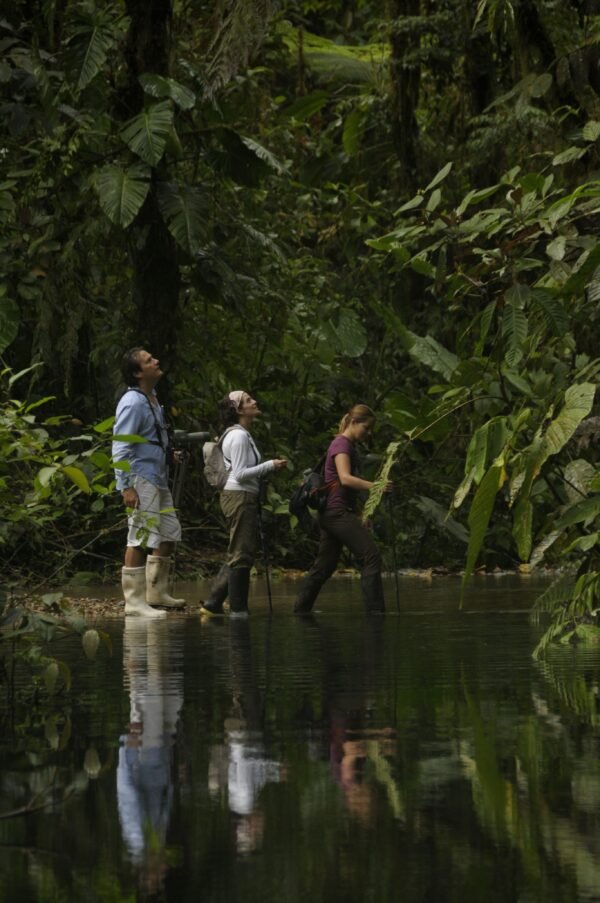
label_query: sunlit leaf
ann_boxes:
[513,497,532,560]
[93,416,115,433]
[582,120,600,142]
[461,461,506,602]
[62,465,91,494]
[425,162,453,192]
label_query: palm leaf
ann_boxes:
[121,101,174,167]
[363,441,402,520]
[93,164,150,228]
[156,181,208,255]
[240,135,288,175]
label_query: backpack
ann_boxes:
[202,426,243,489]
[289,456,338,517]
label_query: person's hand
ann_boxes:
[273,458,288,471]
[383,481,394,493]
[122,487,139,508]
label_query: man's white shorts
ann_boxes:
[126,475,182,548]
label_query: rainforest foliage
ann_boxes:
[0,0,599,645]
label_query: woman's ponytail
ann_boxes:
[338,404,376,434]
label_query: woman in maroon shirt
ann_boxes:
[294,404,389,614]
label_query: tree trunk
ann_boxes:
[387,0,421,186]
[122,0,180,378]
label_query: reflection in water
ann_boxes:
[208,621,284,854]
[325,620,401,827]
[3,577,600,903]
[118,618,183,896]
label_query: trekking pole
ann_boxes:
[257,481,273,614]
[386,493,401,612]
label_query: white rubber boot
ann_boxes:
[146,555,185,609]
[122,566,166,618]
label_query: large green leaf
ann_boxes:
[121,101,174,167]
[156,182,208,255]
[556,496,600,530]
[93,164,150,228]
[462,461,506,602]
[419,335,458,379]
[332,310,367,358]
[540,383,596,464]
[512,383,596,515]
[512,497,533,560]
[67,2,125,92]
[282,91,329,121]
[139,73,196,110]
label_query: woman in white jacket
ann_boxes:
[201,390,287,618]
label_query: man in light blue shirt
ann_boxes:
[113,348,184,617]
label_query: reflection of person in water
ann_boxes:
[208,621,284,854]
[117,619,184,895]
[317,618,402,826]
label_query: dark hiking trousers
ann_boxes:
[306,507,382,583]
[219,490,259,569]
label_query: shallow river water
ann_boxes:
[1,575,600,903]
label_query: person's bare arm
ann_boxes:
[334,453,373,492]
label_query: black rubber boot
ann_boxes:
[200,564,231,616]
[293,575,323,615]
[361,573,386,614]
[229,567,250,618]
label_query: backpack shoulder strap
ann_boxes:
[123,388,165,449]
[218,424,244,446]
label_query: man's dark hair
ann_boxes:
[121,347,145,387]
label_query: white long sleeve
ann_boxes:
[222,428,275,493]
